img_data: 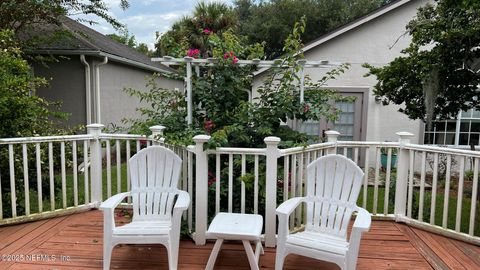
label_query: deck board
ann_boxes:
[0,210,478,269]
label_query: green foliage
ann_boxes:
[365,0,480,121]
[107,31,153,56]
[126,17,351,150]
[0,29,67,138]
[156,1,238,57]
[0,0,129,33]
[234,0,388,58]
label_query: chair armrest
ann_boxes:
[174,190,190,211]
[353,207,371,232]
[276,197,305,217]
[100,192,130,211]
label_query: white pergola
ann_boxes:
[151,56,341,125]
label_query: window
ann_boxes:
[299,100,358,142]
[424,109,480,146]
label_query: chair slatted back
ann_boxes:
[305,154,364,238]
[129,146,182,221]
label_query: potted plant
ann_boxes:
[380,147,398,169]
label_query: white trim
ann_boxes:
[301,0,412,53]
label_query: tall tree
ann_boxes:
[0,0,129,32]
[235,0,387,58]
[365,0,480,122]
[156,1,237,57]
[107,32,152,56]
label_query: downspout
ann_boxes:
[80,55,92,125]
[94,56,108,123]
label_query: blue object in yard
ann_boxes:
[381,153,397,169]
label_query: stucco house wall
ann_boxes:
[99,61,184,126]
[33,57,87,127]
[252,0,428,144]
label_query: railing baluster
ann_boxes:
[136,140,140,153]
[469,158,478,235]
[442,154,452,228]
[343,147,347,156]
[83,140,89,204]
[72,141,78,206]
[384,148,392,215]
[61,142,67,209]
[182,149,188,220]
[241,154,246,214]
[430,153,439,224]
[126,140,131,203]
[106,140,111,198]
[8,144,16,217]
[354,147,359,164]
[407,150,414,218]
[296,153,304,224]
[254,155,259,215]
[362,147,369,209]
[373,147,380,215]
[291,154,297,227]
[215,153,220,215]
[116,140,121,194]
[48,142,55,211]
[36,143,42,212]
[283,155,289,202]
[187,151,193,232]
[419,151,426,222]
[455,156,465,232]
[228,154,233,213]
[22,144,30,216]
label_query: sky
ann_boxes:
[72,0,233,50]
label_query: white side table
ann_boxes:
[205,212,264,270]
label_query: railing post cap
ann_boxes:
[264,136,281,145]
[193,134,211,143]
[396,131,414,139]
[149,125,166,132]
[86,124,104,135]
[86,123,105,130]
[325,130,341,136]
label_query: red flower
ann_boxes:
[203,28,213,35]
[232,56,239,64]
[223,53,230,59]
[187,48,200,58]
[139,139,147,146]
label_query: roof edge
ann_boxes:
[253,0,413,77]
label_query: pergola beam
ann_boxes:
[152,56,341,126]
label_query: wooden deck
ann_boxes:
[0,210,479,269]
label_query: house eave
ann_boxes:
[32,49,175,74]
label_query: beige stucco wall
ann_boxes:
[99,61,184,127]
[34,56,87,127]
[252,0,429,144]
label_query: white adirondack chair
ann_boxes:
[275,154,371,270]
[100,146,190,270]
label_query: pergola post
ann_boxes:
[185,56,193,126]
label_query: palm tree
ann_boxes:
[156,1,237,57]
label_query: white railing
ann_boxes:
[0,125,478,247]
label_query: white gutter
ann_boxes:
[94,56,108,123]
[98,52,174,74]
[80,55,92,125]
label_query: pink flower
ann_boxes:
[223,53,230,59]
[204,119,214,133]
[187,48,200,58]
[303,104,310,113]
[232,56,239,64]
[203,28,213,35]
